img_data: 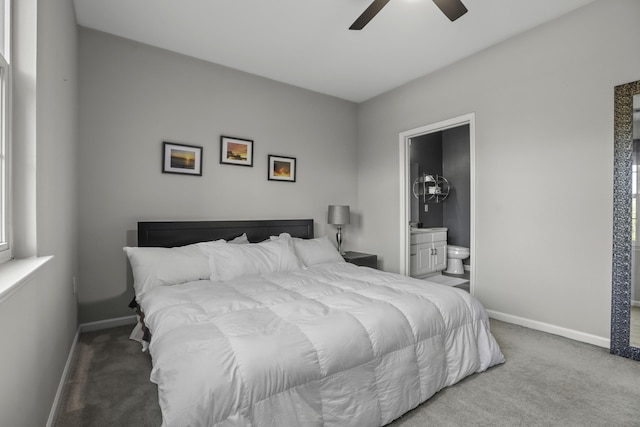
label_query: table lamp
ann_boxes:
[328,205,350,254]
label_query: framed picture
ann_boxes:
[220,136,253,167]
[268,155,296,182]
[162,142,203,176]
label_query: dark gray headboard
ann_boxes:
[138,219,314,247]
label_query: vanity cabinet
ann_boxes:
[410,229,447,278]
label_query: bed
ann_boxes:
[125,219,504,426]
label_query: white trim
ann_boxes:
[2,0,10,60]
[632,300,640,307]
[0,45,11,265]
[46,327,80,427]
[80,314,137,333]
[487,309,610,349]
[399,113,476,294]
[0,255,53,304]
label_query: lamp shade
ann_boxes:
[328,205,350,225]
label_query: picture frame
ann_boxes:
[268,155,297,182]
[220,136,253,167]
[162,141,203,176]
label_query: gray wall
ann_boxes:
[442,125,470,250]
[0,0,79,425]
[356,0,640,342]
[409,126,471,250]
[77,29,359,323]
[411,132,443,227]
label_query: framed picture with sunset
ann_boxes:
[268,155,296,182]
[220,136,253,167]
[162,142,203,176]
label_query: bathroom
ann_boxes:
[410,124,471,284]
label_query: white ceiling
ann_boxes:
[73,0,596,103]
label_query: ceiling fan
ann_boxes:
[349,0,468,30]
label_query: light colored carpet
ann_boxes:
[390,321,640,426]
[55,320,640,426]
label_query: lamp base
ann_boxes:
[336,226,343,254]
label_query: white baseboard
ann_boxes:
[632,300,640,307]
[46,327,80,427]
[486,309,610,349]
[80,314,137,332]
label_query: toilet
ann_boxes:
[446,245,470,275]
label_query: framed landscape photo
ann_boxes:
[220,136,253,167]
[162,142,203,176]
[268,155,296,182]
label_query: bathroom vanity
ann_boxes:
[410,228,447,278]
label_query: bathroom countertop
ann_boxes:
[411,227,448,233]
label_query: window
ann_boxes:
[0,0,9,263]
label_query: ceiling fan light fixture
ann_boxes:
[349,0,391,30]
[432,0,468,22]
[349,0,467,30]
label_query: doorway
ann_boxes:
[398,113,476,293]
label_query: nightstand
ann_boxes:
[342,251,378,269]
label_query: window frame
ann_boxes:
[0,0,11,264]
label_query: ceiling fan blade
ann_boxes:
[349,0,391,30]
[432,0,468,22]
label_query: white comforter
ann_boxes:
[140,262,504,426]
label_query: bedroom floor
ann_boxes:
[54,319,640,426]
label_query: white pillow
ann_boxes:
[202,235,302,282]
[123,243,213,296]
[272,233,344,267]
[228,233,249,244]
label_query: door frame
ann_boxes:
[398,113,476,293]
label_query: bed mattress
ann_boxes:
[139,262,504,426]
